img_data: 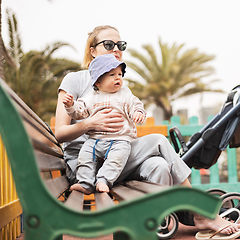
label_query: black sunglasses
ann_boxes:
[94,40,127,51]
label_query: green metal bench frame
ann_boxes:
[0,78,221,240]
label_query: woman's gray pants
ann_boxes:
[65,134,191,187]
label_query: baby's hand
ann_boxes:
[133,112,145,124]
[62,93,74,108]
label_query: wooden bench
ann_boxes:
[0,78,221,240]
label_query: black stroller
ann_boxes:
[157,85,240,239]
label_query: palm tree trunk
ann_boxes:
[163,108,173,121]
[155,99,173,121]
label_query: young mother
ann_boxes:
[55,25,240,235]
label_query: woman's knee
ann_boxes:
[142,134,170,149]
[136,157,173,185]
[131,134,169,156]
[142,133,167,143]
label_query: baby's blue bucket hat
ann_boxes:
[89,54,126,87]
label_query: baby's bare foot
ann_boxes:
[70,183,92,195]
[96,182,109,193]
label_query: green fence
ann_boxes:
[163,115,240,193]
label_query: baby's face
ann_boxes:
[96,66,123,93]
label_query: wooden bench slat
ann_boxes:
[111,184,144,201]
[22,118,63,154]
[124,180,168,194]
[12,94,59,145]
[33,139,63,158]
[64,190,84,211]
[41,172,52,180]
[0,80,62,153]
[44,176,69,199]
[94,192,115,210]
[1,79,52,133]
[35,151,65,171]
[20,108,58,143]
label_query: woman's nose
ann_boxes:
[113,45,119,52]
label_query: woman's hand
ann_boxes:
[88,108,124,132]
[55,90,124,143]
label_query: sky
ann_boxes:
[2,0,240,119]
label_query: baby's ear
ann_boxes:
[95,80,100,86]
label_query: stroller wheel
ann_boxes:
[220,192,240,210]
[156,212,179,239]
[218,192,240,223]
[206,188,226,197]
[207,189,233,210]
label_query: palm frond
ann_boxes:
[126,39,218,120]
[6,8,23,68]
[3,9,82,121]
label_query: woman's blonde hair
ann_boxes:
[82,25,119,68]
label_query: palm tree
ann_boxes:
[0,2,16,80]
[125,39,223,120]
[4,9,82,121]
[0,0,3,79]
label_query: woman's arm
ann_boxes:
[55,90,124,143]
